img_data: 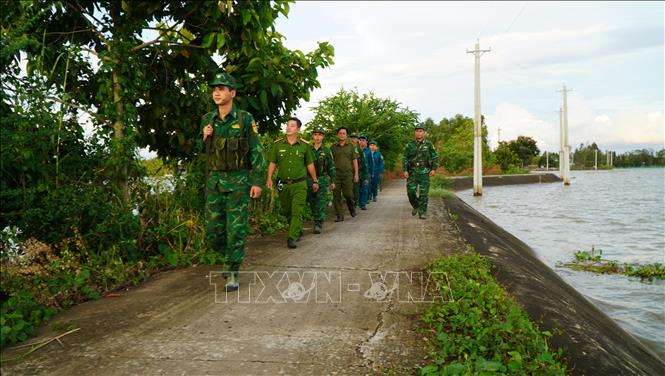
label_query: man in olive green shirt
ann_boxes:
[331,127,359,222]
[266,117,318,248]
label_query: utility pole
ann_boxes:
[558,107,563,177]
[467,39,490,196]
[594,149,598,170]
[497,126,501,143]
[557,85,572,185]
[546,151,549,171]
[610,151,613,167]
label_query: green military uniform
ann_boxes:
[307,128,336,234]
[351,134,366,208]
[331,140,358,220]
[201,72,266,276]
[402,127,438,219]
[268,137,315,241]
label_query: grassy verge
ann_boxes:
[556,247,665,282]
[420,250,568,375]
[429,175,456,199]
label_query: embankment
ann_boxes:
[448,173,561,191]
[445,195,665,375]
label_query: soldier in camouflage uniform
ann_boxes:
[307,127,336,234]
[402,124,438,219]
[358,134,373,210]
[201,69,266,292]
[350,133,365,208]
[266,117,318,249]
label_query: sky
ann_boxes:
[272,1,664,153]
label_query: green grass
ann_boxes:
[420,250,567,375]
[557,247,665,282]
[429,175,455,199]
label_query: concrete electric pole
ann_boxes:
[557,85,572,185]
[467,40,490,196]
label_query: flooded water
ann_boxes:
[458,168,665,359]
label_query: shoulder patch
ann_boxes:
[300,138,310,144]
[274,138,285,143]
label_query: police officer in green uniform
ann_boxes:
[201,69,266,292]
[402,124,439,219]
[307,127,336,234]
[331,127,359,222]
[266,117,318,249]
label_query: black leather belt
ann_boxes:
[280,176,306,185]
[414,162,430,167]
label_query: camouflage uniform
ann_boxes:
[350,134,363,208]
[201,102,265,272]
[402,129,438,218]
[307,128,336,234]
[358,134,373,209]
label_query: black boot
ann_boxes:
[335,214,344,222]
[287,239,298,249]
[313,222,322,234]
[347,202,357,217]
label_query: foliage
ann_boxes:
[557,247,665,282]
[494,141,521,173]
[537,151,559,169]
[307,88,419,169]
[505,136,540,168]
[424,115,492,174]
[608,148,664,168]
[420,251,567,375]
[429,175,455,199]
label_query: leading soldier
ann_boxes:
[201,69,266,292]
[266,117,318,249]
[307,127,336,234]
[402,124,438,219]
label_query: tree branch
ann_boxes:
[65,1,112,49]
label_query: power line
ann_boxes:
[505,2,528,34]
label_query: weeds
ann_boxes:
[420,251,567,375]
[557,246,665,282]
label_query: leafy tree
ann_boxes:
[507,136,540,168]
[494,141,521,172]
[3,0,334,200]
[428,114,491,174]
[307,88,419,169]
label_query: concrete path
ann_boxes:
[2,181,463,375]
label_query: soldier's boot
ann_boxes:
[419,213,427,219]
[313,222,322,234]
[412,207,418,216]
[334,214,344,222]
[347,202,357,217]
[287,239,298,249]
[224,273,239,292]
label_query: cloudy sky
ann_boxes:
[274,1,664,153]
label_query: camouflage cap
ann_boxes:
[414,124,425,130]
[359,134,368,140]
[350,133,359,138]
[311,127,325,134]
[208,69,236,89]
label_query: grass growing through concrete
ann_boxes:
[420,251,568,375]
[557,247,665,282]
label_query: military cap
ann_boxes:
[414,124,426,130]
[368,140,377,145]
[359,134,368,140]
[311,127,325,134]
[350,133,359,139]
[208,69,237,89]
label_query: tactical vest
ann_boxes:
[313,148,328,177]
[205,111,250,172]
